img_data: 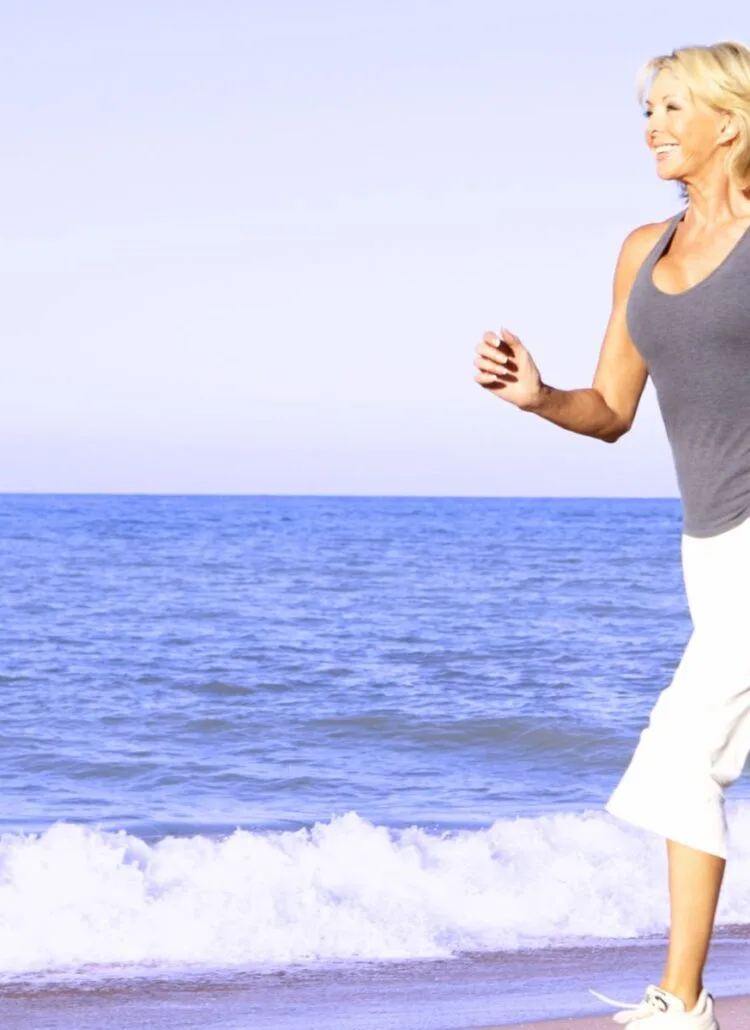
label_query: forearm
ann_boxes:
[522,383,625,442]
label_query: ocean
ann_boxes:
[1,494,749,1029]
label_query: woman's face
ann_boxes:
[643,69,731,184]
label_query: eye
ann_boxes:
[643,109,653,119]
[666,103,680,111]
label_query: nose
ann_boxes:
[646,121,663,145]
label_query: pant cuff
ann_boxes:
[605,784,727,859]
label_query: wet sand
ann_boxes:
[1,937,748,1029]
[2,988,749,1029]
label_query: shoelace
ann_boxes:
[588,987,659,1023]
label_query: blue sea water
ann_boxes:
[1,494,749,1023]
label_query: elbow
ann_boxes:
[600,418,631,444]
[591,389,634,443]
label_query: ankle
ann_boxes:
[659,981,702,1011]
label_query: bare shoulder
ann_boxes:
[619,219,671,268]
[612,218,671,293]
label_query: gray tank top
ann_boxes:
[626,209,750,537]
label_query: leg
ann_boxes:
[606,518,750,1012]
[660,838,725,1009]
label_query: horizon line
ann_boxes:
[0,491,682,501]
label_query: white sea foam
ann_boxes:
[2,805,750,975]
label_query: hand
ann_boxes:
[473,328,545,411]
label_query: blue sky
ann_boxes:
[0,2,745,495]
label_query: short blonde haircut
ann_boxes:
[637,41,750,190]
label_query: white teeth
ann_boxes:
[655,144,678,154]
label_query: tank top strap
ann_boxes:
[645,209,686,270]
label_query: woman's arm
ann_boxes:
[474,220,669,442]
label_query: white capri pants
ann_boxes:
[605,513,750,859]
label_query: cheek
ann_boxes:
[680,130,704,159]
[672,114,710,156]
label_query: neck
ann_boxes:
[680,165,750,226]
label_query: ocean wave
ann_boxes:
[2,806,750,975]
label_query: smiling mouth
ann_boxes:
[653,143,678,156]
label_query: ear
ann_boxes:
[718,110,740,145]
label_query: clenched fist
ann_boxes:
[473,328,545,411]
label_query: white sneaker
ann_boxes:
[588,984,719,1027]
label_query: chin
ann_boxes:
[656,165,686,183]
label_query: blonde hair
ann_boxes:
[637,41,750,190]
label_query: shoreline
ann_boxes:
[3,991,750,1030]
[2,947,749,1030]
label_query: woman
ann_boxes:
[473,41,750,1028]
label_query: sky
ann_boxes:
[0,1,746,496]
